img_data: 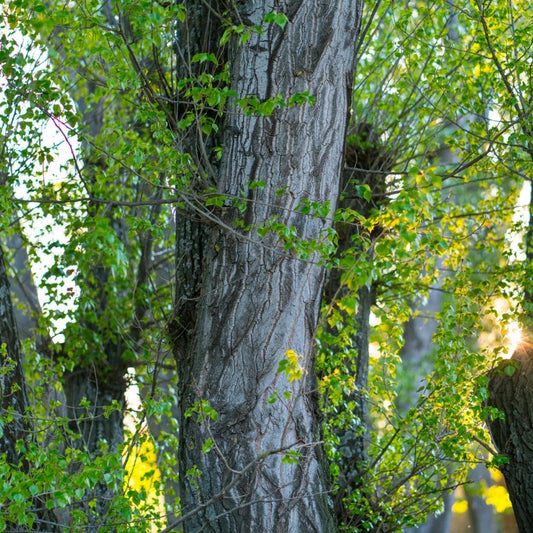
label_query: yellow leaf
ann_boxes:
[485,485,513,513]
[452,499,468,514]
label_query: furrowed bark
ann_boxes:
[487,340,533,533]
[176,2,363,530]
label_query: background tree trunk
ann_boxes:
[465,464,496,533]
[5,233,41,340]
[0,242,34,483]
[0,243,58,530]
[323,121,394,524]
[175,1,363,530]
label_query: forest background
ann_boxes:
[0,0,532,531]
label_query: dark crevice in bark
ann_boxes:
[168,1,227,524]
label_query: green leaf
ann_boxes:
[202,438,214,454]
[263,11,288,30]
[504,363,516,377]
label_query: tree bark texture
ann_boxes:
[0,243,58,531]
[176,2,363,531]
[0,243,33,472]
[487,340,533,533]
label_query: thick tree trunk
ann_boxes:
[487,339,533,533]
[175,2,362,530]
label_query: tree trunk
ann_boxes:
[5,233,41,340]
[0,242,34,474]
[487,339,533,533]
[175,2,362,530]
[465,464,495,533]
[404,490,455,533]
[322,120,394,524]
[330,283,373,524]
[398,263,444,413]
[0,243,58,531]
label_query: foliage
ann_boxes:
[0,0,531,530]
[316,0,532,529]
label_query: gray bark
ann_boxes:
[175,2,363,530]
[170,1,225,522]
[0,243,58,531]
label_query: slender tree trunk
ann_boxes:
[321,119,394,525]
[175,2,362,530]
[330,282,373,524]
[398,263,444,412]
[465,464,495,533]
[324,207,374,523]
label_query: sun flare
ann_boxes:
[504,321,523,358]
